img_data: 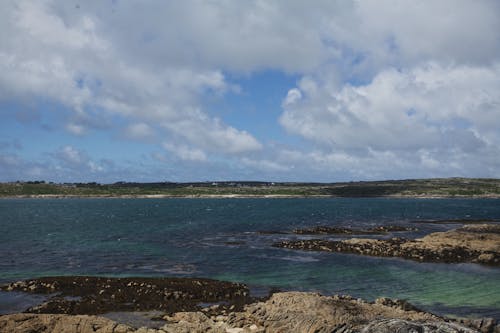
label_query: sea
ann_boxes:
[0,197,499,319]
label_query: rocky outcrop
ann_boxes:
[2,292,498,333]
[274,224,500,266]
[0,276,251,315]
[0,313,135,333]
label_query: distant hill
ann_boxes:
[1,178,499,198]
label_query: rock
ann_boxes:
[293,226,356,234]
[0,313,136,333]
[476,253,498,265]
[367,225,417,233]
[292,225,415,235]
[0,276,251,315]
[1,292,497,333]
[273,224,500,266]
[374,297,422,312]
[458,318,500,333]
[161,312,221,333]
[221,292,441,333]
[457,224,500,234]
[361,319,478,333]
[225,328,244,333]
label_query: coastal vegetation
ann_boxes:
[1,178,499,198]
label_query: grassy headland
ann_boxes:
[1,178,499,198]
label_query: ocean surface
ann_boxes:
[1,198,499,319]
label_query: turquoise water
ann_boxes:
[0,198,499,318]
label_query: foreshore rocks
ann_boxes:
[0,276,251,315]
[274,224,500,266]
[1,292,499,333]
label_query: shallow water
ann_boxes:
[0,198,499,319]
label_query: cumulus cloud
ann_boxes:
[0,0,262,156]
[273,0,500,179]
[281,63,500,150]
[162,111,262,154]
[279,62,500,178]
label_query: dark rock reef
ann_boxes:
[0,276,251,315]
[292,225,416,235]
[274,224,500,266]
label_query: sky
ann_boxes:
[1,0,500,183]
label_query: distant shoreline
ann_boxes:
[2,194,500,199]
[2,178,499,198]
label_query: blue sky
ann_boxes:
[1,1,500,183]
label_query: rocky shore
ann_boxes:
[2,223,500,332]
[274,224,500,266]
[2,286,499,333]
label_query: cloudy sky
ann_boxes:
[1,0,499,182]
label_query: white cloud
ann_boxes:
[124,123,155,140]
[58,145,84,165]
[53,145,105,174]
[163,142,207,162]
[162,112,262,154]
[281,62,500,153]
[240,157,289,172]
[277,63,500,179]
[0,0,262,158]
[283,88,302,106]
